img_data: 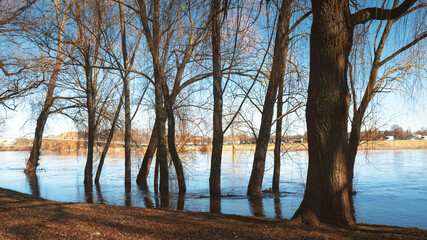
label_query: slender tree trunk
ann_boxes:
[210,0,223,198]
[136,118,158,187]
[247,0,292,197]
[26,69,60,173]
[84,53,96,184]
[166,106,186,193]
[154,152,160,193]
[119,3,132,186]
[292,0,354,226]
[94,89,124,184]
[346,2,398,210]
[26,15,65,173]
[272,71,284,192]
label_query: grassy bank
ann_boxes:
[1,188,426,239]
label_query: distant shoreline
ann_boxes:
[1,140,426,153]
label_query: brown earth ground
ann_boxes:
[1,188,426,239]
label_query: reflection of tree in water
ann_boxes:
[25,172,40,197]
[125,183,131,206]
[177,192,185,210]
[84,182,93,203]
[274,195,282,219]
[210,197,221,214]
[95,183,105,204]
[248,196,265,217]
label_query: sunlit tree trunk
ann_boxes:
[272,70,284,192]
[247,0,292,197]
[292,0,354,226]
[84,50,96,184]
[210,0,223,198]
[166,105,186,193]
[26,66,61,173]
[292,0,416,227]
[119,2,132,186]
[95,89,124,184]
[136,118,157,187]
[26,3,66,173]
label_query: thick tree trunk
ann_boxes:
[136,119,158,187]
[210,0,223,198]
[247,0,291,197]
[157,111,168,196]
[272,69,284,192]
[153,70,169,196]
[292,0,354,226]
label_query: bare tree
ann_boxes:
[26,0,71,173]
[209,0,224,198]
[0,0,41,110]
[248,0,310,197]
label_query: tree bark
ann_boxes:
[292,0,354,226]
[166,106,186,193]
[94,88,124,184]
[154,69,169,196]
[25,68,60,173]
[136,118,157,187]
[26,7,66,173]
[247,0,292,197]
[292,0,416,227]
[119,3,132,186]
[210,0,223,198]
[84,57,96,184]
[272,67,284,192]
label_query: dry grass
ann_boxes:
[358,140,427,150]
[1,188,426,239]
[185,140,427,153]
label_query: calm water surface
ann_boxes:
[0,149,426,229]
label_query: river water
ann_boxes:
[0,149,426,229]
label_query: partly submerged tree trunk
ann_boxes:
[25,68,60,173]
[166,106,186,193]
[346,3,399,212]
[157,113,168,196]
[94,89,124,184]
[272,69,284,192]
[292,0,416,227]
[84,54,96,184]
[209,0,223,198]
[292,0,354,226]
[119,2,132,186]
[154,71,169,196]
[136,119,158,187]
[26,13,66,173]
[247,0,292,197]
